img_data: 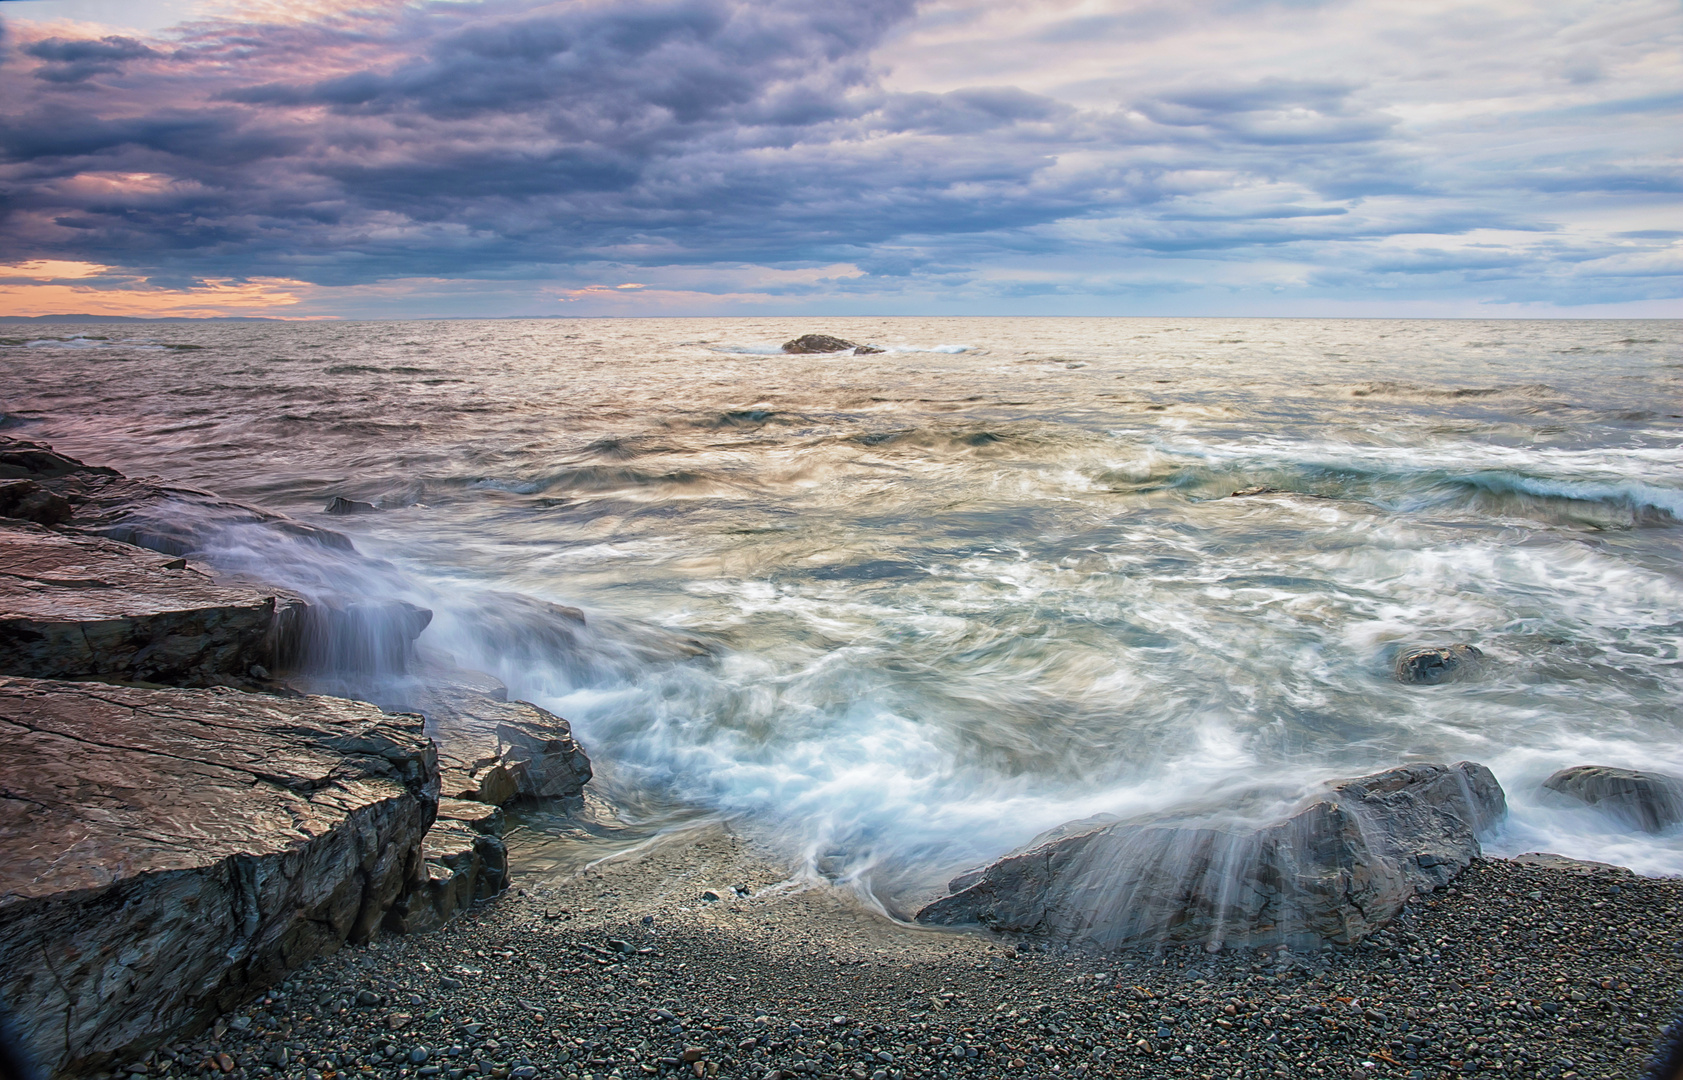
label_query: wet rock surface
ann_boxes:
[158,828,1681,1080]
[0,520,302,686]
[1542,765,1683,833]
[1393,644,1483,685]
[0,677,437,1078]
[0,437,351,556]
[376,686,592,809]
[919,763,1506,948]
[781,335,882,355]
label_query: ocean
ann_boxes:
[4,316,1680,904]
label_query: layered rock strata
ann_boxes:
[918,761,1506,948]
[0,521,302,686]
[0,437,351,556]
[0,677,436,1077]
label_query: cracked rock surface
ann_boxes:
[0,676,437,1078]
[0,520,301,686]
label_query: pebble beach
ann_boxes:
[145,826,1680,1080]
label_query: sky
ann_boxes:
[0,0,1678,319]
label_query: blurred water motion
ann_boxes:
[4,317,1680,901]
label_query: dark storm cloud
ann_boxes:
[24,34,157,83]
[0,0,1676,311]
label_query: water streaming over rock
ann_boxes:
[4,317,1680,909]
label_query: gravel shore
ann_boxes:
[117,823,1680,1080]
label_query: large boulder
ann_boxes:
[0,437,351,556]
[1542,765,1683,833]
[0,521,303,686]
[918,761,1506,948]
[0,677,437,1077]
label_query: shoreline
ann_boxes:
[132,822,1681,1080]
[4,436,1681,1080]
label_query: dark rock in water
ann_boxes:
[782,334,857,354]
[1229,486,1334,501]
[0,478,72,526]
[1394,643,1483,684]
[0,436,352,555]
[0,520,303,686]
[917,761,1505,948]
[853,344,885,355]
[0,676,436,1077]
[1541,765,1683,833]
[324,496,378,515]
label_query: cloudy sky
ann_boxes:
[0,0,1678,319]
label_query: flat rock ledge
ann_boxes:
[1,520,302,687]
[1,437,351,556]
[0,677,436,1078]
[918,761,1506,949]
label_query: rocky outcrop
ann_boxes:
[0,437,351,556]
[0,521,302,686]
[918,761,1506,948]
[0,478,73,526]
[384,803,509,935]
[1394,644,1483,684]
[279,598,433,677]
[781,334,883,355]
[0,677,437,1077]
[1541,765,1683,833]
[383,687,591,807]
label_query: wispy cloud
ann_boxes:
[0,0,1677,316]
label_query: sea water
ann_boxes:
[4,317,1680,900]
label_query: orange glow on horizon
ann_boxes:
[0,276,328,320]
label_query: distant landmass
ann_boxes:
[0,314,290,323]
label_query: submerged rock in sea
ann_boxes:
[0,520,303,686]
[1394,643,1483,684]
[0,676,436,1077]
[0,436,352,556]
[782,334,882,355]
[1541,765,1683,833]
[917,761,1506,948]
[324,495,378,515]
